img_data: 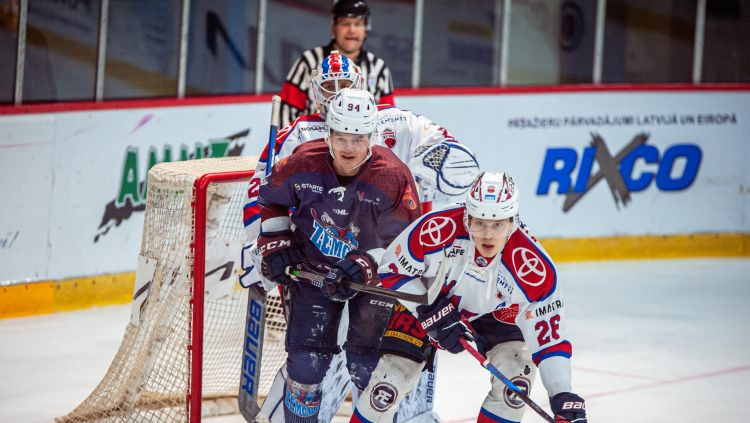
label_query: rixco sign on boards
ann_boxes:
[536,133,702,212]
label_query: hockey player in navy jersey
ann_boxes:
[244,51,477,423]
[256,88,423,423]
[351,171,588,423]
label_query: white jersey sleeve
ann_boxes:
[375,106,479,201]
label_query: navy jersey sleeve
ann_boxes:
[257,154,300,233]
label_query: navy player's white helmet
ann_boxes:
[464,171,519,229]
[326,88,377,136]
[311,50,364,115]
[325,88,378,167]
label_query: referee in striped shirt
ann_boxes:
[279,0,395,128]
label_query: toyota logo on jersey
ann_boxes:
[418,216,456,247]
[512,247,546,286]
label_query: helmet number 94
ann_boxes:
[347,103,360,112]
[535,314,561,346]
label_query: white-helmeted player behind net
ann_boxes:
[351,172,588,423]
[241,51,480,423]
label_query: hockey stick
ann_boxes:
[265,95,282,173]
[237,284,268,421]
[238,95,282,422]
[458,337,555,423]
[286,267,431,305]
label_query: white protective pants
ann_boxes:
[352,354,425,422]
[477,341,537,423]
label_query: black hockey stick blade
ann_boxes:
[287,268,429,304]
[238,283,267,422]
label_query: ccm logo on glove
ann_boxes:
[420,302,455,330]
[256,238,292,255]
[355,257,374,281]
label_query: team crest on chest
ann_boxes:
[309,208,359,259]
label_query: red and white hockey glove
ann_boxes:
[257,230,302,286]
[416,296,474,354]
[322,251,377,302]
[550,392,587,423]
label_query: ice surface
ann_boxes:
[2,258,748,422]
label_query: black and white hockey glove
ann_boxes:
[322,251,377,302]
[416,296,474,354]
[257,230,302,286]
[550,392,587,423]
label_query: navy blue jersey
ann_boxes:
[258,140,422,265]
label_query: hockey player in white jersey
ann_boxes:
[351,171,588,423]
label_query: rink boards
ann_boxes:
[0,86,748,316]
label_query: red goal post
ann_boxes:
[57,156,433,423]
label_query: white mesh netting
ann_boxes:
[57,157,287,422]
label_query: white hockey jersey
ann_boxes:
[379,204,574,394]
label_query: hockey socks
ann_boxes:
[283,379,322,423]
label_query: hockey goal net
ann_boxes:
[57,156,285,422]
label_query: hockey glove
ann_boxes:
[322,251,378,302]
[416,296,473,354]
[257,231,302,286]
[550,392,587,423]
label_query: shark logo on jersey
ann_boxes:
[328,186,346,202]
[309,208,359,259]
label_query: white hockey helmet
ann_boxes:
[311,50,364,115]
[325,88,378,168]
[325,87,378,135]
[464,171,519,228]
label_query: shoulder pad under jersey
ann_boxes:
[501,229,557,302]
[406,205,468,261]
